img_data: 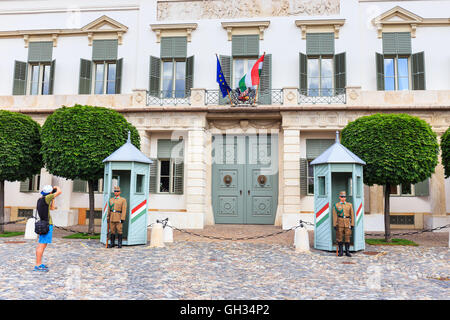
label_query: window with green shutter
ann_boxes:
[92,40,118,61]
[382,32,411,55]
[19,175,40,192]
[377,33,424,91]
[155,139,184,194]
[232,35,259,57]
[300,34,344,97]
[411,51,426,90]
[219,55,232,105]
[152,37,193,99]
[28,42,53,63]
[90,40,123,94]
[79,58,92,94]
[306,33,334,56]
[13,60,27,95]
[300,139,334,195]
[13,41,56,96]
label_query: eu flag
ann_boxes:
[216,56,232,98]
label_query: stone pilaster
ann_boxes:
[185,129,207,228]
[138,129,151,158]
[282,129,301,215]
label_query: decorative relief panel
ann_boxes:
[157,0,340,21]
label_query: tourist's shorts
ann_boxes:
[38,224,53,244]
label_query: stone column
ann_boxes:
[427,132,448,231]
[39,168,53,188]
[280,129,301,227]
[185,129,207,228]
[138,130,151,158]
[51,177,76,226]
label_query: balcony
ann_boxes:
[146,90,190,106]
[0,88,449,113]
[204,89,283,106]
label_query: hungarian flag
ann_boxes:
[238,53,265,92]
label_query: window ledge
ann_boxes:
[150,23,198,43]
[221,21,270,41]
[295,19,345,39]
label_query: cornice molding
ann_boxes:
[0,15,128,46]
[150,23,198,42]
[221,21,270,41]
[295,19,346,39]
[372,6,450,38]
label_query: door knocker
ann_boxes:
[223,175,232,186]
[257,175,267,186]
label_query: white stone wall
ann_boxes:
[0,0,449,94]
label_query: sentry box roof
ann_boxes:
[310,131,366,166]
[103,132,153,164]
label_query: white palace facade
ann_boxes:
[0,0,449,231]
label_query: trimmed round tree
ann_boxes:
[0,111,42,232]
[341,113,438,241]
[441,127,450,179]
[41,105,140,234]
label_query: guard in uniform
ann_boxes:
[332,191,355,257]
[108,186,127,248]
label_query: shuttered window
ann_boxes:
[219,55,232,105]
[306,33,334,56]
[19,175,40,192]
[232,35,259,57]
[258,54,272,105]
[149,37,193,99]
[300,139,334,196]
[28,42,53,63]
[79,58,92,94]
[382,32,411,55]
[300,34,344,97]
[92,40,118,61]
[89,40,122,94]
[13,61,27,95]
[411,51,426,90]
[151,139,184,194]
[13,42,55,95]
[161,37,187,59]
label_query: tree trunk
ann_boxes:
[0,180,4,233]
[384,182,391,242]
[88,179,95,235]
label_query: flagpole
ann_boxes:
[254,52,265,104]
[216,53,234,106]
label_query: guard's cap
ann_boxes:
[339,191,346,197]
[41,185,53,196]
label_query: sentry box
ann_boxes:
[100,133,153,246]
[310,132,366,252]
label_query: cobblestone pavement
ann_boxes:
[0,226,449,300]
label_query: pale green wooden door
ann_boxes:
[212,135,278,224]
[245,135,278,224]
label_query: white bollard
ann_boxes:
[24,218,37,240]
[294,225,310,253]
[163,221,173,243]
[149,222,165,248]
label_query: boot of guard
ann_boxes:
[108,234,115,248]
[117,234,123,248]
[345,242,352,257]
[338,242,344,256]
